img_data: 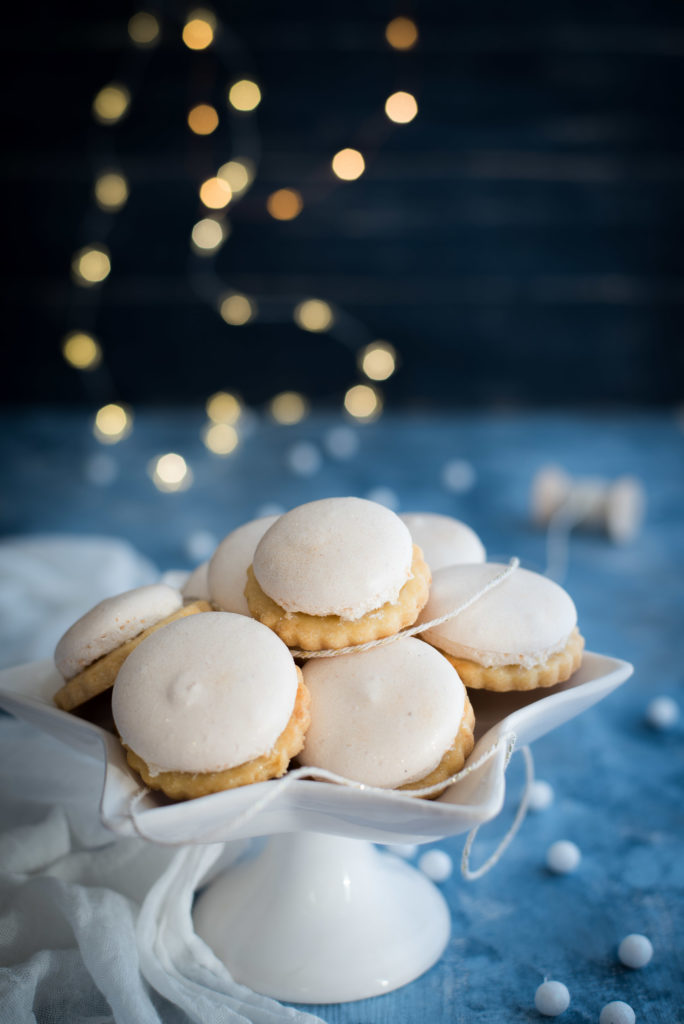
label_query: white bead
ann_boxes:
[185,530,217,562]
[645,696,679,730]
[418,849,453,882]
[441,458,476,494]
[534,980,570,1016]
[599,1001,636,1024]
[385,843,418,859]
[365,487,399,510]
[546,840,581,874]
[286,441,322,477]
[618,933,653,969]
[528,779,554,812]
[324,425,359,460]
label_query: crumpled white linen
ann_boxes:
[0,535,325,1024]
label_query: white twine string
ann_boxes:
[461,744,534,881]
[290,556,520,659]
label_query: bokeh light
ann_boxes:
[294,299,334,332]
[199,177,232,209]
[182,10,215,50]
[202,422,239,455]
[228,80,261,112]
[344,384,382,422]
[92,84,131,125]
[93,403,133,444]
[219,293,256,325]
[128,12,160,46]
[385,16,418,50]
[331,148,365,181]
[270,392,309,425]
[385,91,418,124]
[206,391,242,424]
[149,453,193,492]
[359,341,397,381]
[267,188,303,221]
[218,159,254,196]
[187,104,219,135]
[62,332,102,371]
[94,171,129,211]
[72,246,111,286]
[191,217,226,253]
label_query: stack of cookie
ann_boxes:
[53,497,584,800]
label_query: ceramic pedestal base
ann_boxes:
[193,831,451,1004]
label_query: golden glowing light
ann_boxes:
[93,403,132,444]
[191,217,225,253]
[149,453,193,492]
[187,103,219,135]
[385,91,418,124]
[72,246,111,286]
[219,293,255,325]
[385,16,418,50]
[344,384,382,421]
[267,188,303,221]
[62,332,102,371]
[202,422,239,455]
[359,341,397,381]
[94,171,129,211]
[182,11,215,50]
[270,391,309,425]
[294,299,334,332]
[217,159,254,196]
[128,12,160,46]
[228,79,261,112]
[206,391,242,424]
[92,84,131,125]
[199,176,232,209]
[331,148,365,181]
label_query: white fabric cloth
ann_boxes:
[0,536,325,1024]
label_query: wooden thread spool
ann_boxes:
[531,465,645,544]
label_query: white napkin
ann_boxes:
[0,535,325,1024]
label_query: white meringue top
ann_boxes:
[400,512,485,570]
[54,584,183,680]
[112,612,299,774]
[252,497,414,620]
[298,638,467,789]
[181,561,211,601]
[208,515,279,614]
[419,563,577,668]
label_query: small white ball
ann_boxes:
[441,458,476,494]
[418,849,453,882]
[365,486,399,510]
[324,425,359,460]
[546,840,581,874]
[286,441,322,477]
[185,530,217,562]
[645,696,679,730]
[385,843,418,859]
[534,980,570,1016]
[528,779,554,812]
[599,1001,636,1024]
[618,933,653,969]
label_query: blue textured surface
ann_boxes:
[1,408,683,1022]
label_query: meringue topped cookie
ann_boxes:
[181,561,211,602]
[112,611,310,799]
[208,515,279,615]
[400,512,485,570]
[418,563,584,691]
[54,584,211,712]
[245,497,431,651]
[298,637,474,794]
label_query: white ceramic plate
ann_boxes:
[0,652,632,845]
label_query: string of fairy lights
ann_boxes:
[62,9,421,493]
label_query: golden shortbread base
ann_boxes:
[245,545,431,651]
[124,674,311,800]
[53,600,212,712]
[430,628,585,692]
[399,694,475,799]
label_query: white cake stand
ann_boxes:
[0,652,631,1004]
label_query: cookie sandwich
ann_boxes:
[400,512,486,570]
[208,514,279,615]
